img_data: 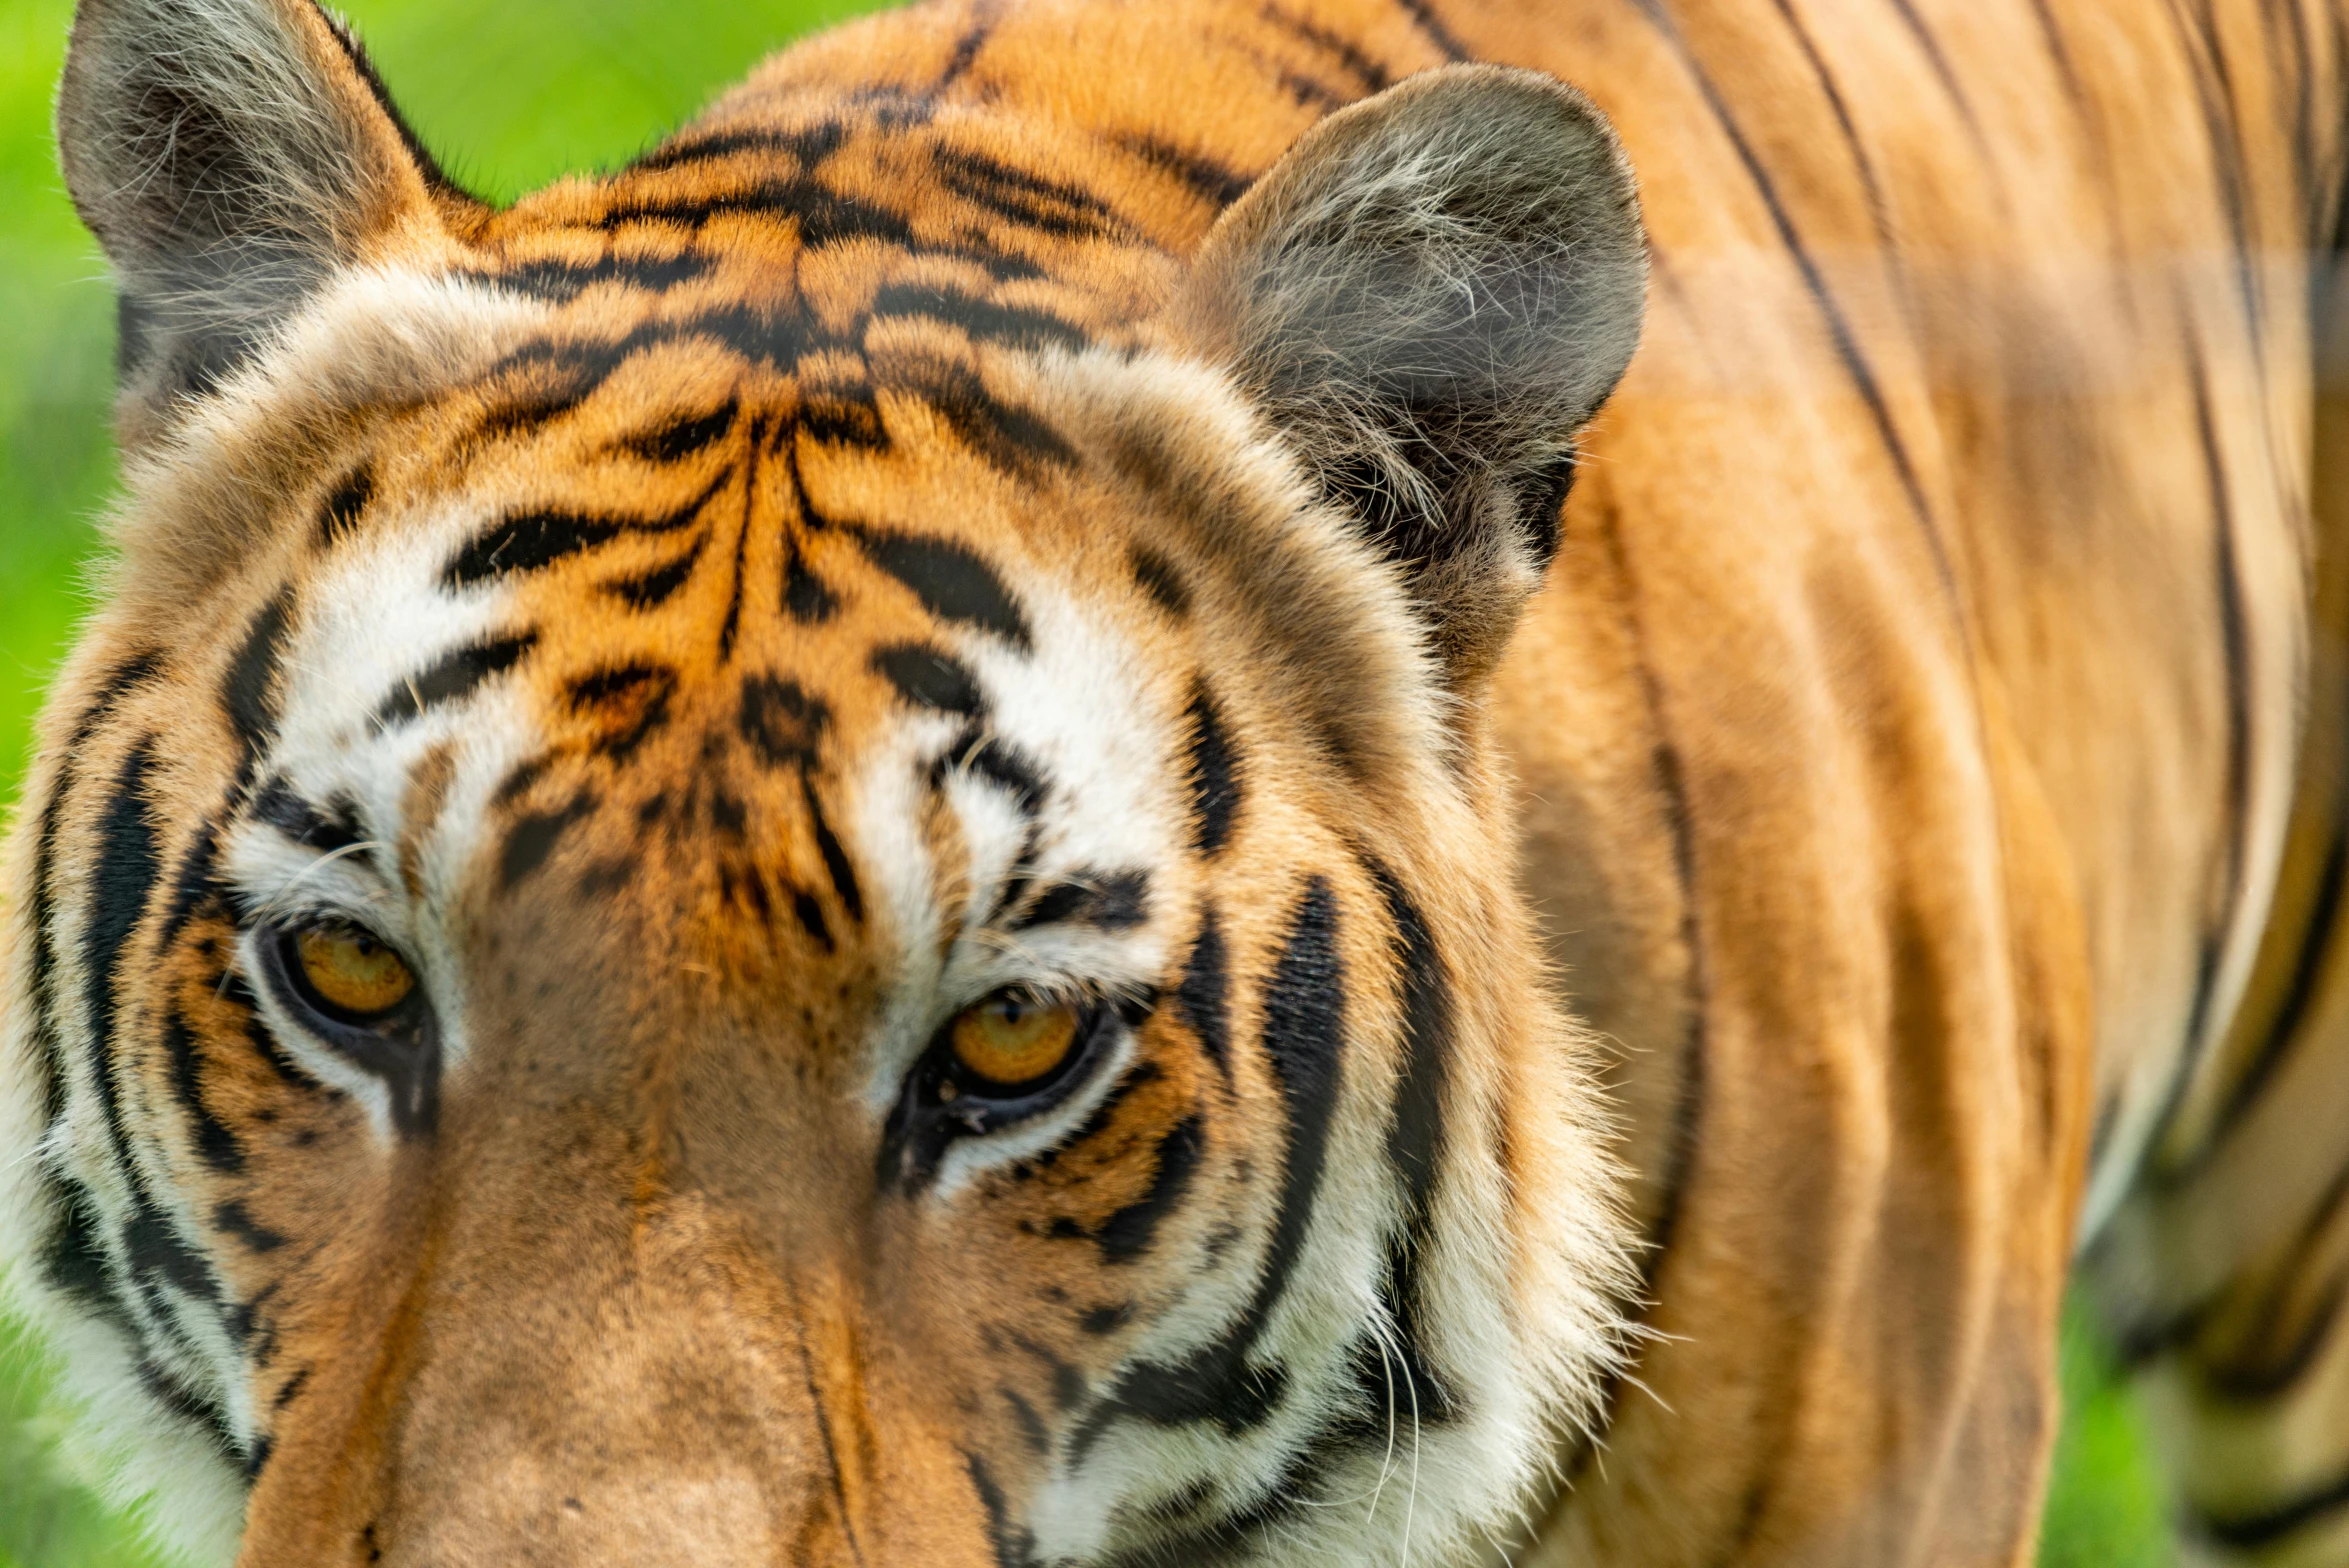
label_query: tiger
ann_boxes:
[8,0,2349,1559]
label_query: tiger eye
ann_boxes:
[294,925,416,1018]
[950,995,1081,1086]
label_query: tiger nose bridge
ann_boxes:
[234,1212,992,1567]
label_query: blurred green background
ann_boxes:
[0,0,2175,1560]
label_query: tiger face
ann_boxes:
[2,0,1647,1562]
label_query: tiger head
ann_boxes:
[1,0,1646,1562]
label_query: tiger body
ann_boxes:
[5,0,2347,1563]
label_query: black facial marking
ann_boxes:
[608,534,708,609]
[459,250,715,304]
[1366,859,1460,1422]
[1110,130,1255,207]
[803,775,865,923]
[886,354,1079,477]
[441,473,724,589]
[1097,1115,1204,1264]
[854,530,1032,648]
[165,1007,243,1174]
[1177,909,1232,1079]
[966,1453,1041,1568]
[1129,547,1191,617]
[501,793,598,889]
[739,674,830,769]
[39,1188,128,1327]
[224,589,295,769]
[792,889,834,951]
[251,779,365,853]
[873,643,985,714]
[870,280,1091,353]
[1010,870,1149,932]
[213,1201,287,1253]
[570,665,679,762]
[782,550,840,621]
[316,463,374,547]
[123,1205,219,1304]
[1079,1302,1134,1335]
[623,398,738,463]
[1072,879,1344,1456]
[84,741,163,1161]
[958,735,1047,814]
[371,631,538,732]
[1183,685,1241,857]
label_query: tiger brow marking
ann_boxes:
[315,462,374,547]
[370,630,539,732]
[1106,130,1255,208]
[803,773,865,924]
[1129,547,1191,617]
[606,531,711,610]
[621,398,739,464]
[441,469,730,588]
[852,530,1032,648]
[873,643,986,715]
[1006,870,1150,931]
[501,791,600,889]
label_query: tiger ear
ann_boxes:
[56,0,472,440]
[1166,65,1646,688]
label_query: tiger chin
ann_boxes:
[0,0,1645,1563]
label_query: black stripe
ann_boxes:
[123,1205,219,1304]
[83,741,164,1167]
[855,531,1033,648]
[931,146,1125,241]
[783,549,841,622]
[2162,0,2265,359]
[607,533,709,609]
[873,643,986,714]
[316,463,374,547]
[1880,0,1991,151]
[869,281,1091,355]
[1074,879,1344,1453]
[501,793,598,889]
[874,354,1078,477]
[443,472,725,588]
[716,414,763,662]
[959,736,1048,814]
[571,665,679,763]
[631,119,852,174]
[804,775,865,923]
[595,179,916,250]
[1393,0,1471,60]
[462,251,713,304]
[1177,909,1233,1079]
[220,974,322,1095]
[214,1201,286,1253]
[165,1008,243,1175]
[224,590,294,771]
[30,652,162,1123]
[250,779,365,853]
[1630,0,1950,578]
[966,1453,1039,1568]
[371,631,538,731]
[1184,685,1242,857]
[2152,354,2255,1157]
[2177,825,2348,1178]
[39,1183,132,1330]
[1109,132,1254,208]
[1009,870,1150,931]
[2194,1462,2349,1549]
[1767,0,1892,244]
[1130,548,1190,617]
[739,674,829,769]
[1367,859,1459,1421]
[623,399,738,463]
[1260,2,1394,89]
[1097,1115,1205,1263]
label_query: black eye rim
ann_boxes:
[253,917,442,1137]
[878,990,1154,1193]
[263,918,425,1031]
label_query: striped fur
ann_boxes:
[13,0,2349,1563]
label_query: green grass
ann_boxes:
[0,0,2177,1559]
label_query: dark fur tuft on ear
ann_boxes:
[1171,65,1646,685]
[56,0,469,437]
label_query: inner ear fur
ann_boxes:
[56,0,476,441]
[1166,64,1647,688]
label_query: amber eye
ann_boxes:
[949,993,1082,1087]
[292,923,416,1021]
